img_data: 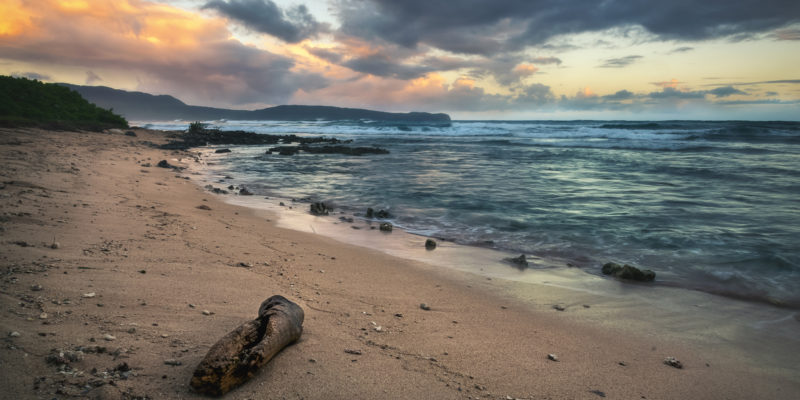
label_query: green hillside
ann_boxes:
[0,75,127,130]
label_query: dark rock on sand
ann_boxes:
[310,202,332,216]
[239,187,253,196]
[215,148,232,153]
[124,131,137,137]
[664,357,683,369]
[365,208,374,218]
[504,254,528,269]
[156,160,173,169]
[602,262,655,282]
[196,205,212,210]
[379,222,393,232]
[425,239,437,250]
[365,208,391,219]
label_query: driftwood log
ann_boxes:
[190,295,304,396]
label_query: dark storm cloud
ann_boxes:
[598,55,642,68]
[335,0,800,55]
[203,0,327,43]
[342,54,435,80]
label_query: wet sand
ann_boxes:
[1,127,798,399]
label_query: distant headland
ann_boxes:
[59,84,451,123]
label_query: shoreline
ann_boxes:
[1,127,799,399]
[187,146,800,364]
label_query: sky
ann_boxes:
[1,0,799,120]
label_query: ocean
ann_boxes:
[144,119,800,307]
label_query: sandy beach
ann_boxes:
[1,127,799,400]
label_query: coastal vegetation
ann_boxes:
[0,75,128,130]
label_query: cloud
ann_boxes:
[603,89,635,101]
[85,70,102,85]
[649,87,707,99]
[651,79,683,88]
[771,28,800,40]
[0,0,329,107]
[203,0,327,43]
[708,86,746,97]
[599,55,642,68]
[670,46,694,53]
[531,56,563,65]
[11,71,51,81]
[334,0,800,55]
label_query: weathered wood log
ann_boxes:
[190,295,304,396]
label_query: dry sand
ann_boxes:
[1,127,798,399]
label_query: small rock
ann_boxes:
[602,262,655,282]
[379,222,393,232]
[103,334,116,341]
[310,202,331,216]
[344,349,362,355]
[9,331,20,338]
[589,389,607,398]
[547,354,559,362]
[420,303,431,311]
[157,160,173,168]
[39,312,48,319]
[196,204,212,210]
[82,293,96,298]
[127,327,136,334]
[504,254,528,269]
[553,304,566,311]
[237,262,253,268]
[664,357,683,369]
[164,359,182,366]
[50,242,60,249]
[425,239,437,250]
[214,148,231,154]
[125,130,137,137]
[31,284,43,291]
[374,326,383,332]
[202,310,211,315]
[188,304,196,308]
[239,187,253,196]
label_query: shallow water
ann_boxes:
[146,119,800,307]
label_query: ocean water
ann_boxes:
[145,119,800,307]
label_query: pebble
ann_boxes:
[547,354,559,362]
[344,349,362,355]
[161,334,169,338]
[82,292,96,298]
[164,359,182,366]
[664,356,683,369]
[553,305,566,311]
[374,326,383,332]
[9,331,20,338]
[51,242,60,249]
[31,284,43,291]
[420,303,431,311]
[39,313,48,319]
[103,334,116,341]
[202,310,211,315]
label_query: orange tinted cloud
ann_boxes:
[0,0,325,106]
